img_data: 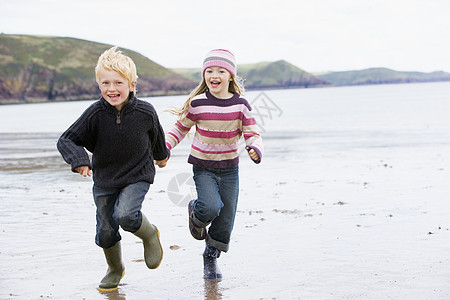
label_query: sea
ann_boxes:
[1,81,449,172]
[1,81,449,299]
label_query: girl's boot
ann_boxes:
[133,214,163,269]
[203,245,222,279]
[98,241,125,291]
[188,200,206,240]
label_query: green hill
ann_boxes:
[318,68,450,86]
[239,60,329,89]
[0,34,196,104]
[172,60,329,89]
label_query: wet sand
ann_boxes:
[1,132,450,299]
[1,83,450,299]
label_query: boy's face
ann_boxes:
[97,68,136,111]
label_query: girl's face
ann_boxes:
[97,68,136,111]
[204,67,233,99]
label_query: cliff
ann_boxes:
[2,34,449,105]
[0,34,197,104]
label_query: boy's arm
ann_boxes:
[75,166,91,177]
[57,115,92,173]
[154,157,168,168]
[151,111,170,162]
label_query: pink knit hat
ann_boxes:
[202,49,236,77]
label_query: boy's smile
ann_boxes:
[97,68,136,111]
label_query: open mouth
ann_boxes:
[210,80,221,88]
[108,94,120,101]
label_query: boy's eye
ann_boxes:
[101,81,124,86]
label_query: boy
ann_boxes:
[57,46,169,291]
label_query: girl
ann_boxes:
[166,49,263,279]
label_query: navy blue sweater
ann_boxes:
[57,94,168,188]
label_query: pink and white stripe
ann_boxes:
[166,92,263,168]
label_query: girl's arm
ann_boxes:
[242,106,264,164]
[246,147,260,162]
[165,111,195,152]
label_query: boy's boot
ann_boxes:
[133,214,163,269]
[188,200,206,240]
[98,241,125,291]
[203,245,222,279]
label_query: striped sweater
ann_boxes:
[166,91,263,168]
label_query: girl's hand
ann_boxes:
[155,157,168,168]
[246,147,260,162]
[75,166,91,177]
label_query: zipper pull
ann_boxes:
[116,112,121,125]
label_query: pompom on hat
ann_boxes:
[202,49,236,77]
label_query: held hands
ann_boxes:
[75,166,91,177]
[75,157,168,178]
[154,157,169,168]
[246,147,260,162]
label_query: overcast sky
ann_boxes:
[1,0,449,73]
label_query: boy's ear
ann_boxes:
[129,80,137,91]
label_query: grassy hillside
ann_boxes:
[0,34,196,104]
[239,60,328,89]
[172,60,329,90]
[318,68,450,86]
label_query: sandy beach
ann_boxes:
[1,83,450,299]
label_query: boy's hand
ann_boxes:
[246,147,260,162]
[75,166,91,177]
[155,157,168,168]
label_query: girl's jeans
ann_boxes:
[192,165,239,252]
[93,181,150,248]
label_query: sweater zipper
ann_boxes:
[116,111,121,125]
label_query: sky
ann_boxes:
[1,0,450,73]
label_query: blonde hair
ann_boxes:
[169,74,245,118]
[95,46,138,93]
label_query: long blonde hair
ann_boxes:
[168,74,246,118]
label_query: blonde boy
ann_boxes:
[57,47,169,290]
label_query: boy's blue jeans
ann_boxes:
[93,181,150,249]
[191,165,239,252]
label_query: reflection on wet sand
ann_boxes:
[204,278,222,300]
[98,288,127,300]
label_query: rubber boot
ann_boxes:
[203,245,222,279]
[133,214,163,269]
[98,241,125,291]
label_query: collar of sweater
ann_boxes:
[100,92,138,114]
[206,91,239,102]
